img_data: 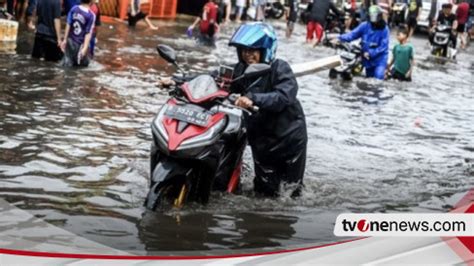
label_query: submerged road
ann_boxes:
[0,18,473,254]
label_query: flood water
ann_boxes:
[0,18,473,254]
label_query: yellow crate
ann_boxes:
[0,41,16,53]
[0,19,19,42]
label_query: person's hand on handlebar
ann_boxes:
[234,96,254,109]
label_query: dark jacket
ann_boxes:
[36,0,62,39]
[231,59,307,162]
[309,0,343,26]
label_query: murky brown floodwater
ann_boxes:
[0,18,473,254]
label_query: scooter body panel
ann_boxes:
[147,80,247,209]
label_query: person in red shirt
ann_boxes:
[187,0,219,45]
[456,0,470,49]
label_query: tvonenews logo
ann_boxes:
[334,214,474,237]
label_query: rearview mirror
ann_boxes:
[243,64,271,79]
[231,63,271,83]
[157,44,177,64]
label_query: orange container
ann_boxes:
[146,0,177,19]
[100,0,177,20]
[98,0,120,17]
[99,0,133,20]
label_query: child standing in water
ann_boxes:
[386,26,414,81]
[60,0,96,67]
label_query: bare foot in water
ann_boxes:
[27,20,36,31]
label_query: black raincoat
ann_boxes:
[231,59,308,197]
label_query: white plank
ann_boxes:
[291,55,342,77]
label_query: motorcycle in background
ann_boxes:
[344,2,361,30]
[390,0,409,27]
[322,11,346,46]
[430,24,457,60]
[246,0,285,20]
[265,0,286,19]
[328,39,364,80]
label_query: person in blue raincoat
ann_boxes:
[335,5,390,80]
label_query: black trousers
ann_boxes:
[31,34,63,62]
[389,68,411,82]
[253,144,307,198]
[128,11,147,27]
[62,38,90,67]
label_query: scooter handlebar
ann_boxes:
[227,94,259,113]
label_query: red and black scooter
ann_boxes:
[145,45,269,211]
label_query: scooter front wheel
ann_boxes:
[145,176,189,211]
[329,68,338,79]
[432,48,442,57]
[341,72,353,81]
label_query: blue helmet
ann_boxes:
[229,22,278,64]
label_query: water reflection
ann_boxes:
[138,211,298,252]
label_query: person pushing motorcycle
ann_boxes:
[429,4,458,49]
[333,5,390,80]
[229,22,308,198]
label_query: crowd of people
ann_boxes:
[0,0,162,66]
[303,0,472,81]
[1,0,472,72]
[183,0,472,82]
[1,0,101,66]
[185,0,270,44]
[177,0,473,196]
